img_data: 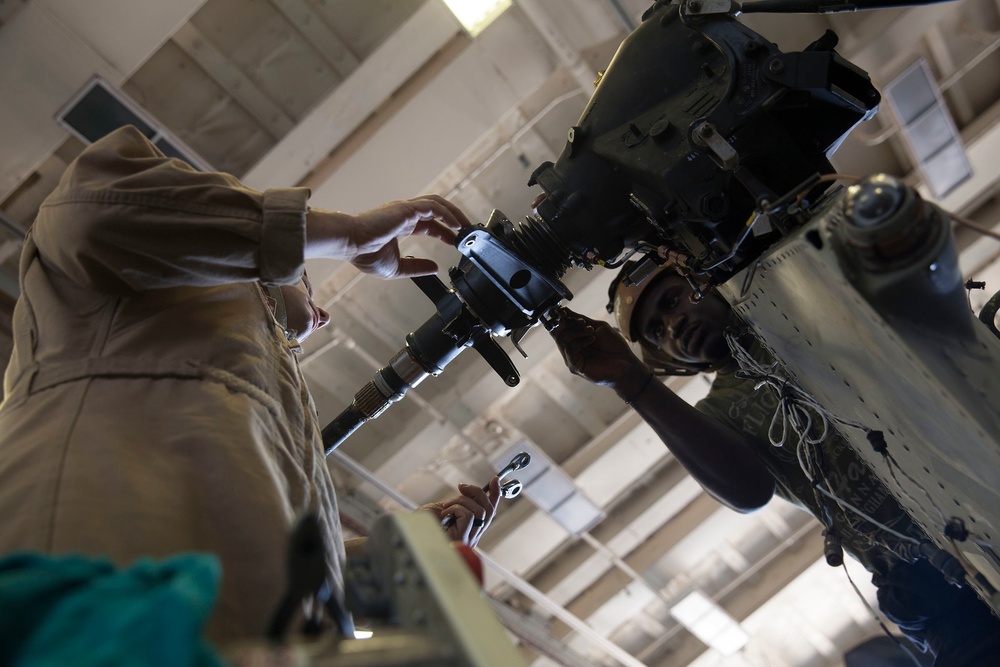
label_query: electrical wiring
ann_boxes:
[810,484,919,545]
[722,329,963,654]
[697,210,763,273]
[948,538,1000,598]
[671,172,870,277]
[758,172,860,216]
[595,244,643,269]
[883,456,948,528]
[723,329,1000,597]
[723,330,920,547]
[788,173,861,213]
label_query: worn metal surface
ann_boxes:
[720,191,1000,612]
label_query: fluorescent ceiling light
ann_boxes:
[884,59,972,200]
[442,0,512,37]
[670,590,749,656]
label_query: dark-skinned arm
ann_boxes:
[548,307,775,513]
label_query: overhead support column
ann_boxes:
[925,24,975,126]
[269,0,361,78]
[0,270,19,301]
[0,0,209,200]
[642,525,825,667]
[241,0,464,189]
[548,493,722,640]
[0,210,24,299]
[514,0,599,93]
[171,23,296,139]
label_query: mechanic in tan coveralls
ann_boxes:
[0,125,500,643]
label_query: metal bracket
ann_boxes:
[691,121,739,170]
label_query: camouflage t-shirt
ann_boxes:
[695,342,923,574]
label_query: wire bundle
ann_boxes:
[723,329,919,546]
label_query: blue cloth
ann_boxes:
[0,552,224,667]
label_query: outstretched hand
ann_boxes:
[548,307,652,399]
[419,477,500,549]
[306,195,471,279]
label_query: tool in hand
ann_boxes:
[499,479,522,499]
[496,451,531,481]
[441,451,531,529]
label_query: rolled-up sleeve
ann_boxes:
[32,125,309,295]
[259,188,309,285]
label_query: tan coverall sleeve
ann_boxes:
[32,125,309,295]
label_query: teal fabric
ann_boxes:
[0,552,224,667]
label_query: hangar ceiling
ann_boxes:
[1,1,999,665]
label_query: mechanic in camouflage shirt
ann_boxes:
[548,259,1000,666]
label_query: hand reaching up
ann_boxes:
[306,195,472,278]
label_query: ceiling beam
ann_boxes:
[241,0,463,190]
[296,31,469,194]
[530,365,608,437]
[549,492,723,639]
[171,22,296,139]
[482,406,698,593]
[268,0,360,79]
[514,0,598,92]
[641,524,825,667]
[0,209,25,240]
[482,379,701,597]
[518,459,689,597]
[0,266,18,300]
[0,0,208,200]
[925,23,976,127]
[488,599,605,667]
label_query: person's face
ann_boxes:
[633,275,732,367]
[279,277,330,343]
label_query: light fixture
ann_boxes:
[884,58,972,200]
[669,590,749,656]
[56,76,212,172]
[441,0,512,37]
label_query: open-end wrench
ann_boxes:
[498,479,522,499]
[441,452,531,529]
[496,451,531,484]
